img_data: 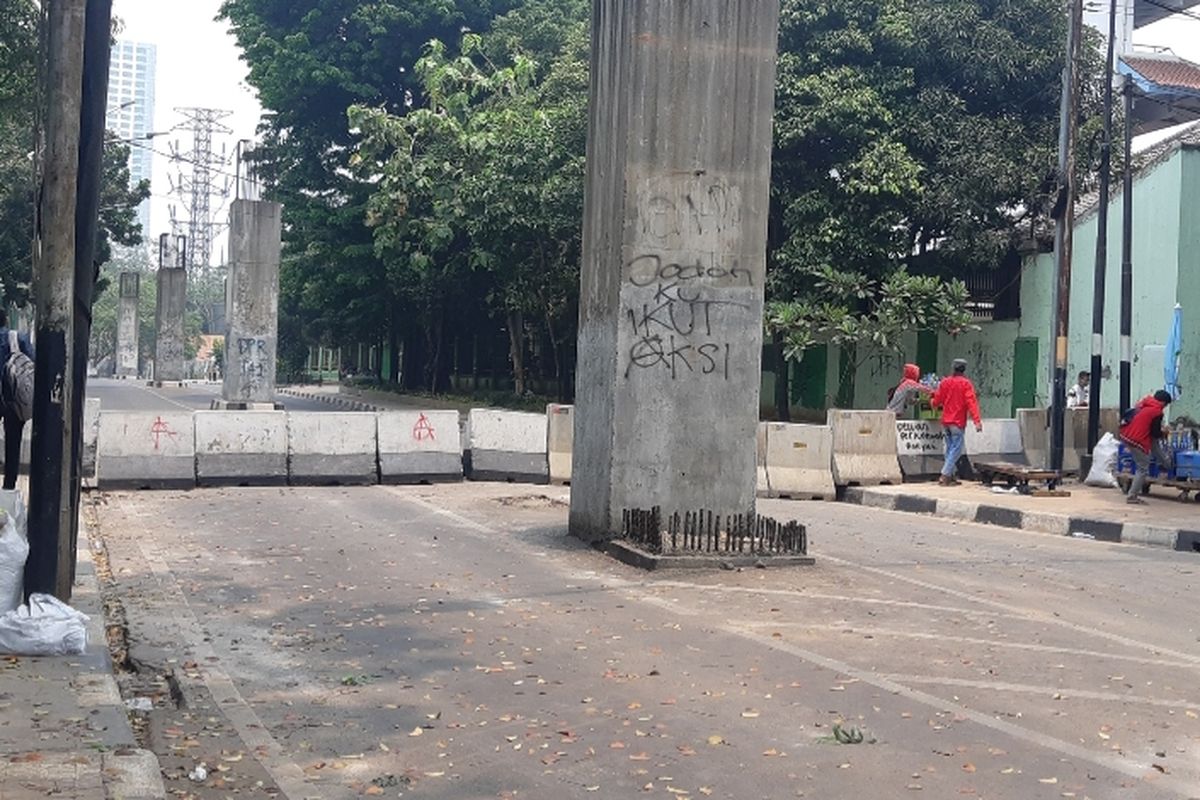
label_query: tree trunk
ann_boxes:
[508,311,526,396]
[773,330,791,422]
[836,342,857,409]
[544,306,564,401]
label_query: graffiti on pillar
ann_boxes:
[622,178,753,381]
[412,413,436,442]
[236,337,270,398]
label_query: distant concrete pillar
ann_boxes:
[154,268,187,383]
[115,272,139,378]
[222,199,282,405]
[569,1,781,542]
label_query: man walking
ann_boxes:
[1119,389,1172,505]
[931,359,983,486]
[0,310,34,491]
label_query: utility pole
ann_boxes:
[67,0,114,581]
[1119,75,1135,412]
[1050,0,1084,474]
[1087,0,1119,454]
[28,0,87,599]
[170,107,233,270]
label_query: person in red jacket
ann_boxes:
[931,359,983,486]
[1120,389,1172,504]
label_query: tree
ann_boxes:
[765,0,1102,400]
[0,2,149,308]
[349,6,588,395]
[218,0,519,385]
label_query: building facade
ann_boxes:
[104,40,158,236]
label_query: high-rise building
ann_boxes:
[105,40,158,237]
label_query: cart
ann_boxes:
[973,461,1065,493]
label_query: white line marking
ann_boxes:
[134,530,313,799]
[877,674,1200,712]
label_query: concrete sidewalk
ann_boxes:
[842,479,1200,553]
[0,530,164,799]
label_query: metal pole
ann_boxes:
[1087,0,1119,453]
[1050,0,1083,474]
[27,0,87,599]
[67,0,114,589]
[1119,75,1134,412]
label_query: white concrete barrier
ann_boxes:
[763,422,835,500]
[194,411,288,486]
[82,398,101,478]
[755,423,769,497]
[467,409,549,483]
[97,411,196,489]
[287,412,378,485]
[547,405,573,485]
[0,489,27,541]
[895,419,946,480]
[965,418,1025,467]
[828,410,902,486]
[1017,408,1049,470]
[377,410,462,484]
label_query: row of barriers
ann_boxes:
[82,404,1119,491]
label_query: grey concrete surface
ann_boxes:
[116,272,140,378]
[224,199,282,404]
[572,3,782,541]
[154,268,187,382]
[91,483,1200,800]
[86,378,332,413]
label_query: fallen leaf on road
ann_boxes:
[962,764,976,773]
[707,735,726,746]
[677,745,697,756]
[409,727,423,737]
[742,710,760,718]
[1039,777,1058,784]
[629,752,650,761]
[763,748,781,757]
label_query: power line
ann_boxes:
[125,139,264,188]
[170,107,233,270]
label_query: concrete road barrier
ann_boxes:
[287,412,378,485]
[97,411,196,490]
[963,418,1026,477]
[755,423,769,497]
[895,419,947,480]
[547,405,573,485]
[829,410,902,486]
[1018,408,1049,470]
[82,398,101,478]
[467,409,549,483]
[377,410,463,484]
[194,411,288,486]
[763,422,835,500]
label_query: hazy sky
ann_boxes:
[110,0,1200,250]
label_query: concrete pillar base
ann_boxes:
[209,400,285,411]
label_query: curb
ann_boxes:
[276,387,379,412]
[75,538,168,799]
[842,487,1200,554]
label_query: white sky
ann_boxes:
[109,1,1200,247]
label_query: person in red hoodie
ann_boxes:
[886,363,932,417]
[1120,389,1172,504]
[931,359,983,486]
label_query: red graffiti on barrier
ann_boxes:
[150,416,178,451]
[412,414,436,442]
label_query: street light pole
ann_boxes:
[1050,0,1084,474]
[1086,0,1119,454]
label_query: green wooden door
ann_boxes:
[793,345,828,410]
[1011,338,1039,415]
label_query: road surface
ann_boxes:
[86,378,332,412]
[90,484,1200,800]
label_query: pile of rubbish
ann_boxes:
[0,502,88,656]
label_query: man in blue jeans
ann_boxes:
[931,359,983,486]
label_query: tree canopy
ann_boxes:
[223,0,1101,402]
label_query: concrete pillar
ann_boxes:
[154,267,187,383]
[569,1,781,542]
[115,271,139,378]
[222,199,282,405]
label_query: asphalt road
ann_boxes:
[90,484,1200,800]
[86,377,334,412]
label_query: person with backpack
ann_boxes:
[886,363,933,417]
[0,310,34,491]
[1119,389,1172,505]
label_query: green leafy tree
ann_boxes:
[766,0,1102,402]
[218,0,519,385]
[350,9,587,395]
